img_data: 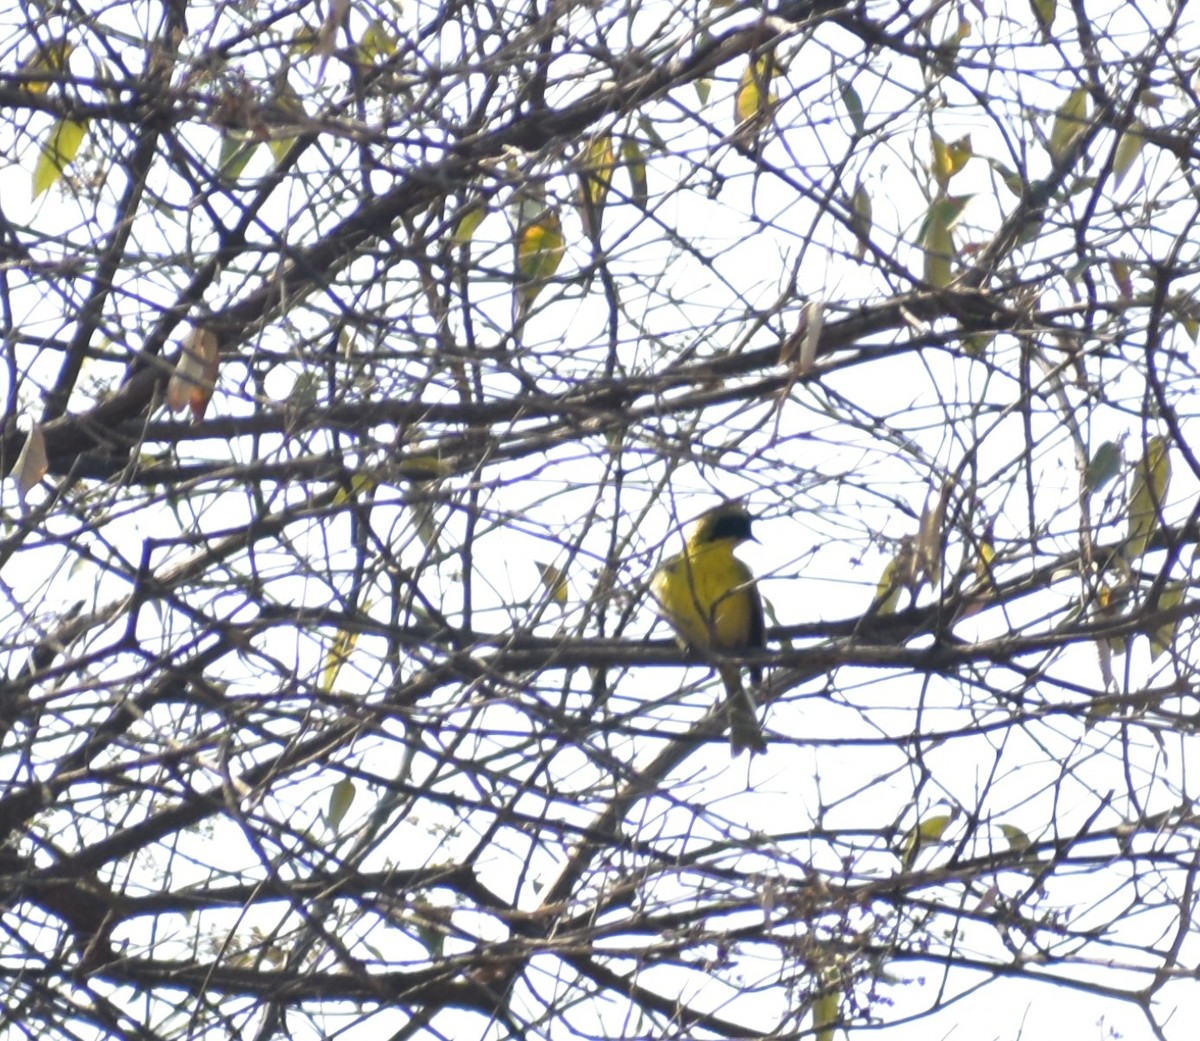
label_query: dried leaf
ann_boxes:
[13,424,47,504]
[167,327,220,421]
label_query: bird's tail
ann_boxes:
[720,666,767,757]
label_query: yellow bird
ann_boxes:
[652,502,767,756]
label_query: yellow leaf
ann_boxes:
[326,778,356,829]
[534,560,569,607]
[32,118,88,199]
[453,201,488,246]
[577,135,615,238]
[735,53,777,127]
[1113,119,1146,185]
[1125,435,1171,560]
[321,627,358,692]
[515,208,565,310]
[1049,86,1090,159]
[1150,580,1186,661]
[812,987,841,1041]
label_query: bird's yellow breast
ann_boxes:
[653,539,757,652]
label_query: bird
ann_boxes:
[652,501,767,756]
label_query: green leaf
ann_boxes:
[33,118,88,199]
[622,137,649,210]
[577,135,615,238]
[839,77,864,136]
[920,195,971,288]
[1085,440,1123,496]
[1150,581,1186,661]
[453,200,488,246]
[219,131,258,184]
[1125,435,1171,560]
[1049,86,1090,159]
[1113,119,1146,185]
[326,778,356,829]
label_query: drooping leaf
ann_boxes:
[1084,440,1123,496]
[1112,119,1146,185]
[735,52,777,128]
[326,778,356,829]
[219,131,258,184]
[1149,580,1186,661]
[838,76,864,136]
[167,327,220,421]
[920,195,971,288]
[453,200,488,246]
[576,135,615,238]
[1049,86,1090,159]
[850,179,872,260]
[1125,435,1171,560]
[33,118,88,199]
[622,137,649,209]
[13,423,47,505]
